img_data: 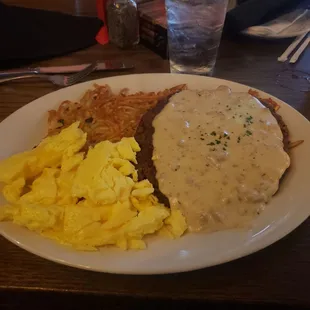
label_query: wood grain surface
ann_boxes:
[1,1,310,309]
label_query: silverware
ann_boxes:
[0,63,98,87]
[0,61,134,79]
[278,31,309,63]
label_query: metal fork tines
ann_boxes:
[0,62,98,87]
[58,62,98,86]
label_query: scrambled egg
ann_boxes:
[0,122,187,250]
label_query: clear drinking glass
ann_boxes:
[165,0,228,75]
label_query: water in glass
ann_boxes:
[166,0,228,75]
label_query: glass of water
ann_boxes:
[165,0,228,75]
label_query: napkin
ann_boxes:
[244,8,310,37]
[0,2,105,69]
[224,0,306,35]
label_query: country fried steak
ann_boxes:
[134,96,172,207]
[134,90,290,209]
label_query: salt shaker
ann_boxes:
[106,0,139,49]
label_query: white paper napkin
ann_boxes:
[244,9,310,37]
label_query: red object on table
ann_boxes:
[96,0,109,45]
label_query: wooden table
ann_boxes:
[1,2,310,310]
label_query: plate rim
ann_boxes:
[0,73,309,274]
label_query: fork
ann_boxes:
[0,62,98,87]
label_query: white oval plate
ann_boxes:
[0,74,309,274]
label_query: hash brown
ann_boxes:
[48,84,186,148]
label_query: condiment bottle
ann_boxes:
[106,0,139,49]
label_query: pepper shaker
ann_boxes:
[106,0,139,49]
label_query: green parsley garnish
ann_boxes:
[246,116,253,123]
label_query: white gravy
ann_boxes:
[152,86,290,232]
